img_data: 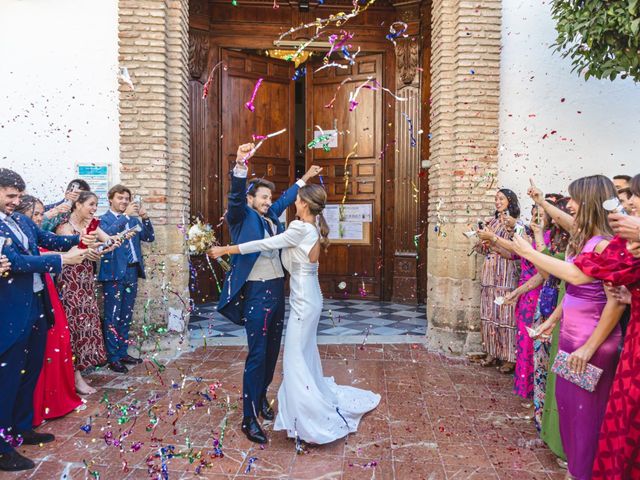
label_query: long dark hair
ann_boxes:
[71,191,98,212]
[298,184,330,251]
[567,175,615,256]
[16,195,43,218]
[495,188,520,219]
[549,197,570,254]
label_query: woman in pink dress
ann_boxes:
[15,196,83,425]
[512,175,626,480]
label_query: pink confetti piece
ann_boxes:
[245,78,264,112]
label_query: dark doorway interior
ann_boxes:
[294,79,306,180]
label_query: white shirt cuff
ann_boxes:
[296,179,306,187]
[233,166,248,178]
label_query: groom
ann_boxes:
[217,143,321,444]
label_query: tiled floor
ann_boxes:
[189,299,427,339]
[10,344,564,479]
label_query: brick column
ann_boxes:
[118,0,191,356]
[426,0,501,354]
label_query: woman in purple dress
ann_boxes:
[512,175,625,480]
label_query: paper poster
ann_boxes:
[342,203,372,222]
[76,164,110,215]
[313,129,338,149]
[328,221,363,240]
[324,203,371,241]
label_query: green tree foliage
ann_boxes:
[551,0,640,81]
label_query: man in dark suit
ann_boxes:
[98,184,155,373]
[213,143,321,443]
[0,168,88,471]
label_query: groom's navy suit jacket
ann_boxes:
[0,213,78,355]
[217,173,302,325]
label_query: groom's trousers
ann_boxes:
[241,278,285,417]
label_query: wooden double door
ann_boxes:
[192,48,387,301]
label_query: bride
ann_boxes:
[208,183,380,444]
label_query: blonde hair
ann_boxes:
[566,175,615,257]
[298,184,330,251]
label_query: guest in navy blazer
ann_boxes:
[98,184,155,373]
[210,143,321,444]
[0,168,87,472]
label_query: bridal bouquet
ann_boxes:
[187,220,231,272]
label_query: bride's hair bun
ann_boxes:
[299,184,330,251]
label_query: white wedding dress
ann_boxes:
[238,220,380,444]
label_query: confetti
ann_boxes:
[402,112,417,147]
[325,77,352,109]
[386,21,408,45]
[118,67,134,91]
[202,61,226,99]
[242,128,287,164]
[292,66,306,81]
[245,78,264,112]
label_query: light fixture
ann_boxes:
[273,39,333,49]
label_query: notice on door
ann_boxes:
[324,204,372,243]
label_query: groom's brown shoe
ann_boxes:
[241,416,268,444]
[260,397,275,421]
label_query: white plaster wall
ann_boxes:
[0,0,119,205]
[498,0,640,217]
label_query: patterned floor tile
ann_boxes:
[189,299,426,338]
[370,326,409,336]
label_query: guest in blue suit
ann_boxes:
[98,184,155,373]
[210,143,321,444]
[0,168,88,472]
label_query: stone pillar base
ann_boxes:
[426,325,483,356]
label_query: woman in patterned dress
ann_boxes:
[56,191,108,395]
[475,189,521,372]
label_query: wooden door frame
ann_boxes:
[199,38,396,301]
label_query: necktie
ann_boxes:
[5,215,29,250]
[117,214,136,264]
[263,217,275,236]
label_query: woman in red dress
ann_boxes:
[15,196,83,425]
[513,174,640,479]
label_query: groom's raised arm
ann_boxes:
[226,144,255,226]
[270,165,323,217]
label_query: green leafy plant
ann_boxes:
[551,0,640,81]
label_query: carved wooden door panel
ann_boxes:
[221,49,295,210]
[306,53,384,300]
